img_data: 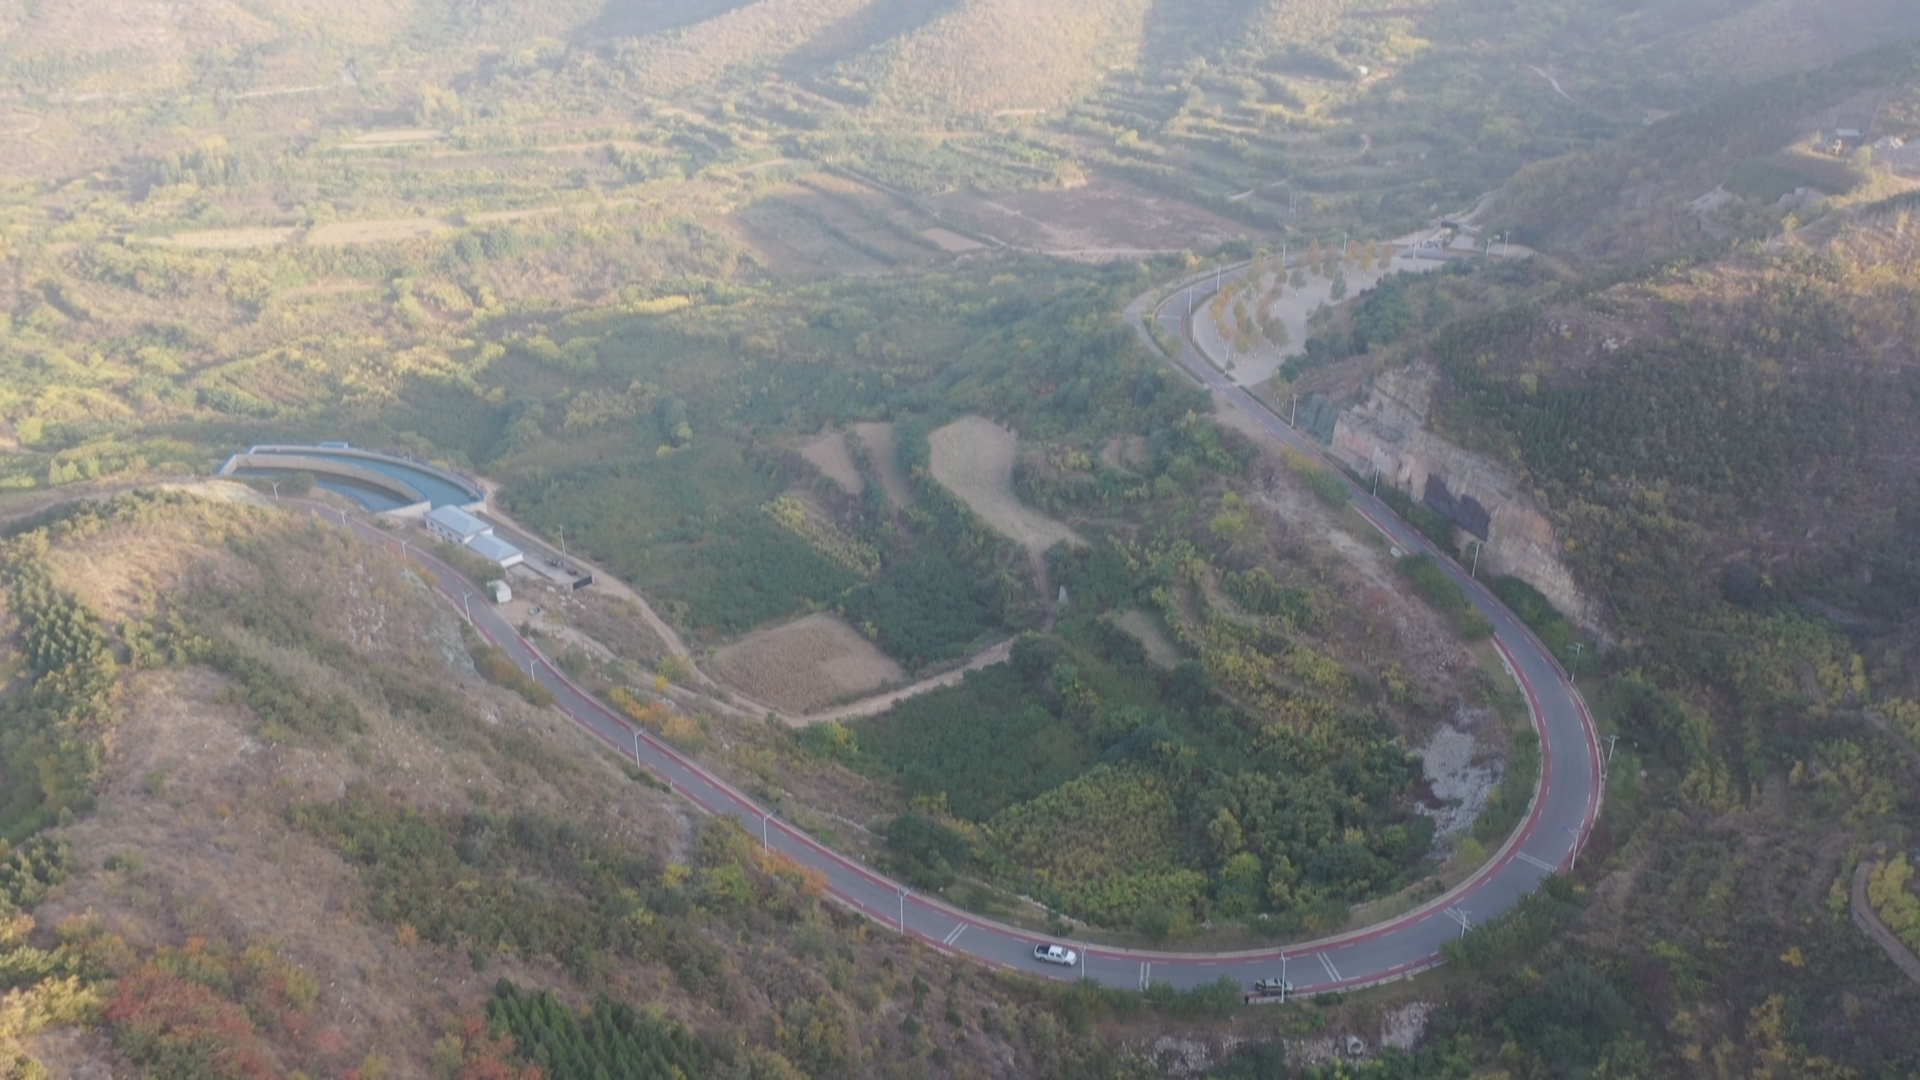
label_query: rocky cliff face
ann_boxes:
[1325,365,1603,633]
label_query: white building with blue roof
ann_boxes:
[467,533,525,569]
[425,505,491,545]
[424,505,524,568]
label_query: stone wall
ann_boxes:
[1324,364,1603,633]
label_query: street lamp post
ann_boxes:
[270,479,281,503]
[762,811,772,853]
[462,593,473,626]
[1290,394,1298,427]
[897,886,909,936]
[1467,540,1482,578]
[557,525,566,560]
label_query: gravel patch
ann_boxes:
[1418,720,1499,840]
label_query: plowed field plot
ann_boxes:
[727,193,891,277]
[710,612,905,714]
[932,178,1247,260]
[799,430,864,495]
[852,422,914,508]
[928,415,1081,554]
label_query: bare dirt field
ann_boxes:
[799,429,864,495]
[928,415,1082,554]
[342,128,445,147]
[921,227,986,252]
[931,179,1248,260]
[1113,609,1179,668]
[710,612,906,714]
[307,217,451,246]
[143,226,301,250]
[851,421,914,508]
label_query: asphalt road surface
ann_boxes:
[286,272,1601,995]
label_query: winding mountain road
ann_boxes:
[288,268,1601,995]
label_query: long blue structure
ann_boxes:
[219,443,484,513]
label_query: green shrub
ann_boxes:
[841,547,992,667]
[854,666,1089,823]
[1397,554,1493,640]
[885,813,972,889]
[1472,728,1541,847]
[469,640,555,708]
[1284,450,1349,509]
[486,980,712,1080]
[1489,575,1574,657]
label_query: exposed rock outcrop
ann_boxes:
[1324,364,1601,632]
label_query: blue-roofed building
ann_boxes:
[467,533,525,569]
[425,505,491,546]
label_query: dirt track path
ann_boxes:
[472,477,1014,725]
[473,480,710,679]
[1853,860,1920,986]
[792,639,1015,724]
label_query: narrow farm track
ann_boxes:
[282,269,1602,990]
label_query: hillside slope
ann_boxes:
[0,488,1179,1079]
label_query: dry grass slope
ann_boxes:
[23,491,672,1076]
[853,0,1153,114]
[709,611,905,712]
[615,0,875,97]
[928,414,1082,553]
